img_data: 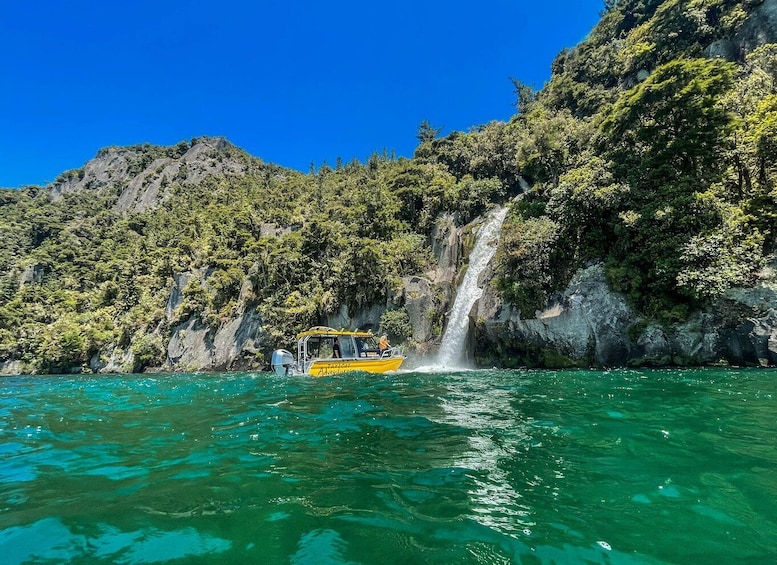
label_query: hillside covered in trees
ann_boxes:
[4,0,777,373]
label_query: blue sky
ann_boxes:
[0,1,604,188]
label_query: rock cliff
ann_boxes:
[161,268,268,372]
[473,260,777,369]
[49,137,261,213]
[707,0,777,60]
[142,205,777,371]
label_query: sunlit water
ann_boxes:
[1,368,775,564]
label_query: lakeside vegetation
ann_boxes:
[3,0,777,372]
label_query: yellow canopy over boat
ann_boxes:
[296,326,374,339]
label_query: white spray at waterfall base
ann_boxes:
[436,206,509,369]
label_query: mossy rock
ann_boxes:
[542,349,579,369]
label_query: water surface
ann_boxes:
[1,368,775,563]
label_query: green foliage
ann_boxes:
[416,120,443,143]
[495,212,561,316]
[130,334,165,371]
[494,6,774,323]
[414,123,524,193]
[4,2,777,371]
[618,0,755,75]
[746,95,777,186]
[515,107,596,188]
[510,78,537,113]
[541,73,614,118]
[591,57,765,311]
[454,177,506,223]
[1,147,392,369]
[38,318,86,372]
[380,309,412,344]
[208,266,245,316]
[603,58,736,187]
[385,162,455,231]
[547,155,629,261]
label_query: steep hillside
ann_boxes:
[5,0,777,373]
[0,136,500,373]
[413,0,777,366]
[49,137,262,213]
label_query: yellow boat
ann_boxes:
[271,326,405,377]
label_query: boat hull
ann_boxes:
[308,356,404,377]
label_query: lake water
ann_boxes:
[0,368,775,564]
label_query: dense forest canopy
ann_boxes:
[3,0,777,373]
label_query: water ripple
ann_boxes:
[0,369,775,563]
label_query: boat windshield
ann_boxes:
[360,335,379,349]
[299,331,384,364]
[355,335,382,358]
[302,334,360,360]
[303,336,337,359]
[338,337,356,358]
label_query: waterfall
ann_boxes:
[437,206,508,368]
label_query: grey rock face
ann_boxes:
[403,276,437,342]
[717,280,777,366]
[161,265,267,372]
[324,303,385,333]
[474,256,777,368]
[703,0,777,61]
[18,264,45,287]
[167,317,215,369]
[478,263,634,366]
[0,360,24,375]
[48,137,260,214]
[734,0,777,57]
[89,347,135,374]
[428,213,460,283]
[166,308,265,372]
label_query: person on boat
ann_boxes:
[333,337,341,358]
[378,335,390,353]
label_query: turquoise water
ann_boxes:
[0,368,775,564]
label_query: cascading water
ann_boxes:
[437,206,508,368]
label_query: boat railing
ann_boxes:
[382,346,404,358]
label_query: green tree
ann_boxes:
[416,120,443,144]
[380,309,412,344]
[603,58,736,190]
[495,214,561,316]
[509,78,537,113]
[600,57,764,311]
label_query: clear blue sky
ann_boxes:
[0,1,604,188]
